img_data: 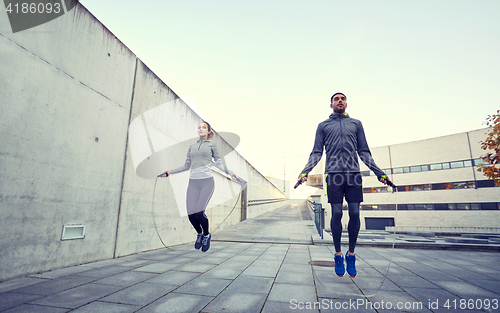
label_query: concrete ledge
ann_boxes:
[444,237,490,244]
[407,232,436,237]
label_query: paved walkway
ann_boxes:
[1,203,500,313]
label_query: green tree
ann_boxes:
[477,110,500,186]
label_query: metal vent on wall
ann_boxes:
[61,225,85,240]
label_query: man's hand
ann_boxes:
[378,174,396,191]
[230,172,239,181]
[294,174,307,189]
[298,173,307,183]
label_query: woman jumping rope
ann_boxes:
[159,121,238,252]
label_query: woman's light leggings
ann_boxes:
[186,177,215,236]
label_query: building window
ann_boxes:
[456,203,470,210]
[481,203,499,210]
[393,167,403,174]
[410,166,421,172]
[463,160,472,167]
[450,161,464,169]
[477,180,495,188]
[412,184,430,191]
[434,204,448,210]
[474,158,486,166]
[442,162,450,169]
[452,182,475,189]
[430,163,442,170]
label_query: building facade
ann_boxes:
[308,128,499,231]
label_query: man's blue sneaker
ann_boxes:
[194,233,203,250]
[345,252,357,277]
[334,254,345,277]
[201,233,211,252]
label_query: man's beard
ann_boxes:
[334,107,345,114]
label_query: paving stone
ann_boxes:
[202,267,242,279]
[29,283,123,309]
[29,266,93,279]
[70,301,140,313]
[202,291,267,313]
[223,276,273,294]
[10,276,97,295]
[145,270,200,286]
[0,292,44,312]
[1,304,70,312]
[267,283,317,303]
[92,271,156,287]
[135,292,213,313]
[279,263,312,273]
[241,265,279,277]
[0,277,49,293]
[114,259,155,268]
[100,282,177,305]
[387,275,441,288]
[431,280,499,298]
[466,279,500,295]
[351,276,403,292]
[175,277,232,296]
[173,262,216,273]
[275,270,315,285]
[315,279,365,300]
[72,265,130,278]
[132,262,181,273]
[282,253,311,264]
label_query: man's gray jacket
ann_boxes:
[301,113,385,177]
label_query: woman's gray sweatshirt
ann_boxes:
[170,139,232,179]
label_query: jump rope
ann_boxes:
[296,176,399,298]
[151,173,245,250]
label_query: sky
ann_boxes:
[80,0,499,193]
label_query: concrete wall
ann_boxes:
[0,3,285,282]
[265,177,291,198]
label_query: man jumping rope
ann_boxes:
[297,92,391,277]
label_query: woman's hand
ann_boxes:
[158,170,171,178]
[230,172,239,181]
